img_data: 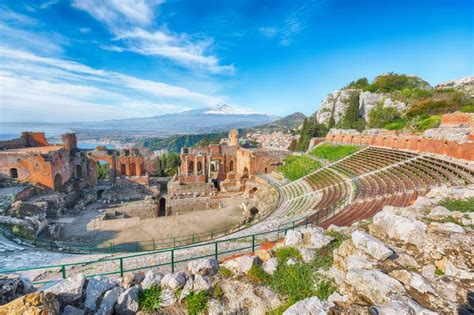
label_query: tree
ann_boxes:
[367,103,401,128]
[345,77,369,90]
[336,91,366,131]
[96,162,109,180]
[156,152,180,176]
[287,138,298,151]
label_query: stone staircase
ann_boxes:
[0,234,25,253]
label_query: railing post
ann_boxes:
[61,265,66,279]
[152,239,156,250]
[135,241,139,252]
[171,249,175,273]
[252,235,256,253]
[173,237,176,247]
[214,241,218,260]
[119,258,124,277]
[192,234,195,244]
[210,229,213,239]
[305,217,309,227]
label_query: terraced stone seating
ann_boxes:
[266,146,474,230]
[0,234,25,253]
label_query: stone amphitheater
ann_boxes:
[1,117,474,314]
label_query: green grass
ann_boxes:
[383,118,407,130]
[460,105,474,113]
[185,291,209,315]
[139,284,162,312]
[219,267,233,278]
[435,268,444,276]
[277,155,322,181]
[269,262,316,305]
[248,264,271,285]
[438,197,474,213]
[314,279,336,300]
[274,247,302,264]
[309,144,360,162]
[415,115,441,131]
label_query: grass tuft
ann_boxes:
[139,284,162,312]
[185,291,209,315]
[248,264,271,285]
[438,197,474,213]
[274,247,302,264]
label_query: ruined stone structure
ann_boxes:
[0,132,96,191]
[326,113,474,161]
[177,130,288,189]
[0,132,150,191]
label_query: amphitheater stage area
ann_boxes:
[52,192,245,246]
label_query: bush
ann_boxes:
[314,279,336,300]
[270,263,316,305]
[460,105,474,113]
[277,155,322,181]
[383,118,406,130]
[345,77,369,90]
[219,267,233,278]
[247,264,271,284]
[414,115,441,131]
[185,291,208,315]
[438,197,474,213]
[366,73,430,93]
[139,284,162,312]
[367,104,401,128]
[274,246,302,264]
[309,144,360,162]
[406,89,473,117]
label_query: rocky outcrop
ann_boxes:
[436,76,474,97]
[0,291,59,314]
[0,274,34,305]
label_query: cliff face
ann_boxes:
[436,76,474,97]
[316,89,406,125]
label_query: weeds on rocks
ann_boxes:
[139,284,162,312]
[438,197,474,213]
[185,290,209,315]
[248,264,271,285]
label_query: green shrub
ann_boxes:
[366,73,430,93]
[274,247,302,264]
[367,104,401,128]
[309,144,360,162]
[325,230,346,250]
[270,263,316,305]
[277,155,322,181]
[383,118,406,130]
[248,264,271,284]
[438,197,474,213]
[139,284,162,312]
[314,279,336,300]
[460,105,474,113]
[435,268,444,276]
[219,267,233,278]
[185,291,208,315]
[345,77,370,90]
[211,282,223,300]
[412,115,441,132]
[406,89,473,117]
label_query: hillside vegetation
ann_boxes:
[296,73,473,151]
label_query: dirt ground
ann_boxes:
[54,193,245,245]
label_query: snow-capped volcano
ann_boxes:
[203,104,264,115]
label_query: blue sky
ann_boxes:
[0,0,472,122]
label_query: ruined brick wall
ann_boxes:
[0,131,49,150]
[326,132,474,161]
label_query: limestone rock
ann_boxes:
[300,248,316,263]
[345,254,376,270]
[345,269,405,304]
[327,292,349,307]
[222,255,261,274]
[0,274,35,305]
[372,211,427,248]
[179,277,194,302]
[256,249,273,262]
[351,230,393,261]
[159,288,177,307]
[283,296,332,315]
[284,230,303,247]
[115,286,139,315]
[187,258,219,276]
[84,276,117,311]
[0,292,59,315]
[160,273,186,290]
[429,222,465,234]
[427,206,451,218]
[193,275,211,292]
[97,287,123,315]
[62,305,84,315]
[141,269,164,290]
[122,272,144,289]
[43,273,86,306]
[263,257,278,275]
[301,227,333,249]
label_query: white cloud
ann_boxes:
[72,0,234,74]
[79,27,91,33]
[0,46,225,122]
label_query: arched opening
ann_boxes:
[9,168,18,179]
[97,189,104,199]
[242,167,249,178]
[130,163,136,176]
[76,165,82,179]
[229,161,234,172]
[97,161,110,181]
[188,161,194,175]
[248,187,258,197]
[120,164,126,176]
[210,162,217,172]
[159,198,166,217]
[264,167,268,174]
[54,173,62,191]
[197,161,203,175]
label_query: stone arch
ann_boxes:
[242,167,249,178]
[229,160,234,172]
[159,197,166,217]
[188,161,194,174]
[97,189,104,199]
[9,168,18,179]
[197,161,203,174]
[76,165,82,179]
[54,173,62,191]
[120,164,126,176]
[264,167,268,173]
[130,163,136,176]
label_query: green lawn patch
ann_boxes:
[277,155,322,181]
[383,118,407,130]
[438,197,474,213]
[309,144,360,162]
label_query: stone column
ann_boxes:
[185,156,189,176]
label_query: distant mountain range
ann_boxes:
[74,104,278,135]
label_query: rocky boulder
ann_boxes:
[187,258,219,276]
[222,255,262,274]
[0,274,34,305]
[283,296,332,314]
[97,287,123,315]
[0,291,59,314]
[43,273,85,306]
[141,269,164,290]
[115,286,140,315]
[351,230,393,261]
[84,276,117,311]
[160,273,186,290]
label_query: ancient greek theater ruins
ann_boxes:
[1,112,474,313]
